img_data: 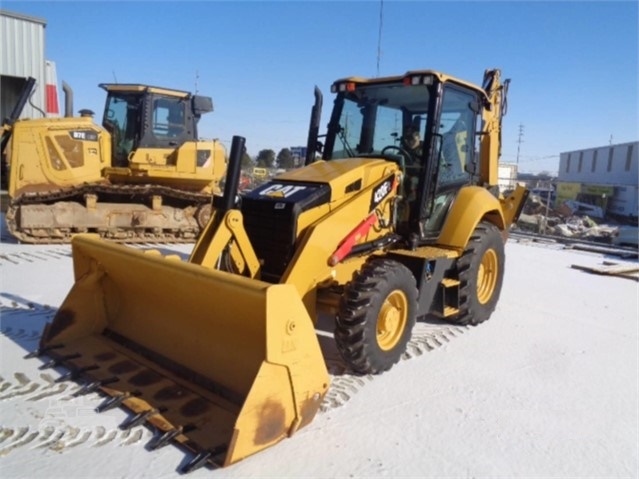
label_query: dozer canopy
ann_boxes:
[37,234,329,470]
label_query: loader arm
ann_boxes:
[478,69,510,187]
[190,208,261,277]
[189,136,260,277]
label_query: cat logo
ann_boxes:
[259,184,307,198]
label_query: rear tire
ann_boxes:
[449,222,504,326]
[335,259,417,374]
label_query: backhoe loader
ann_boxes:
[29,68,528,472]
[2,80,226,243]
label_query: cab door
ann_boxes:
[420,84,479,236]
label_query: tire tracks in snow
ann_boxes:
[319,321,469,412]
[0,425,151,456]
[0,248,71,266]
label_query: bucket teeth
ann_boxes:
[179,445,227,473]
[73,377,119,397]
[39,353,81,370]
[24,344,64,359]
[119,408,160,430]
[95,391,139,413]
[55,364,99,383]
[180,451,213,474]
[148,427,182,450]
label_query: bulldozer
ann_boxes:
[1,79,227,243]
[28,68,528,472]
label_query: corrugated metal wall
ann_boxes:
[557,142,639,218]
[558,142,638,186]
[0,9,47,120]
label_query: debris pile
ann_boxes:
[514,193,637,247]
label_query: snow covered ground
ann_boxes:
[0,224,637,478]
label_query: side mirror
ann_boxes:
[192,95,213,115]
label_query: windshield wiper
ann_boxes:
[337,126,355,157]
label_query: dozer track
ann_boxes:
[6,184,214,244]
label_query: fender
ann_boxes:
[437,186,505,249]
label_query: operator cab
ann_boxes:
[320,72,484,242]
[100,84,213,167]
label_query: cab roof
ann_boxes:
[98,83,191,98]
[332,69,489,102]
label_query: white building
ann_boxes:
[557,142,638,220]
[497,163,518,194]
[0,9,59,121]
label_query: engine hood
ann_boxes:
[272,157,399,203]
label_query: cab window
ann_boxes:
[152,98,185,138]
[436,87,476,186]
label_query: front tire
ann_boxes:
[335,259,418,374]
[449,222,505,326]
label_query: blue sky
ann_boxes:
[4,0,638,174]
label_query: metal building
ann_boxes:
[557,141,638,220]
[1,9,58,121]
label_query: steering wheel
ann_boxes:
[381,145,414,169]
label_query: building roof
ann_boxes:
[0,9,47,26]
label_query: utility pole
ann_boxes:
[516,123,524,166]
[376,0,383,77]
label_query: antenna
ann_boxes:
[112,70,118,83]
[195,70,199,95]
[376,0,384,77]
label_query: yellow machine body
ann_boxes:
[35,69,528,471]
[2,83,226,243]
[7,116,108,196]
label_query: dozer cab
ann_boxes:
[1,79,226,243]
[30,69,528,471]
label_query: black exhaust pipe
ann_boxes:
[220,135,245,212]
[62,81,73,117]
[305,86,323,166]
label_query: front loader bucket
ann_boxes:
[35,234,330,471]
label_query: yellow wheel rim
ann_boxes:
[477,248,498,305]
[377,290,408,351]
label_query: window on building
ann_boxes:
[592,150,597,172]
[566,153,571,172]
[607,147,614,171]
[626,144,634,171]
[578,151,583,172]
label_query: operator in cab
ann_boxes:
[401,127,423,164]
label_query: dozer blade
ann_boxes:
[35,234,330,470]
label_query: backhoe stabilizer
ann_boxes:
[500,184,529,228]
[34,234,330,469]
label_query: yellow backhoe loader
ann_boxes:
[29,68,528,472]
[1,79,226,243]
